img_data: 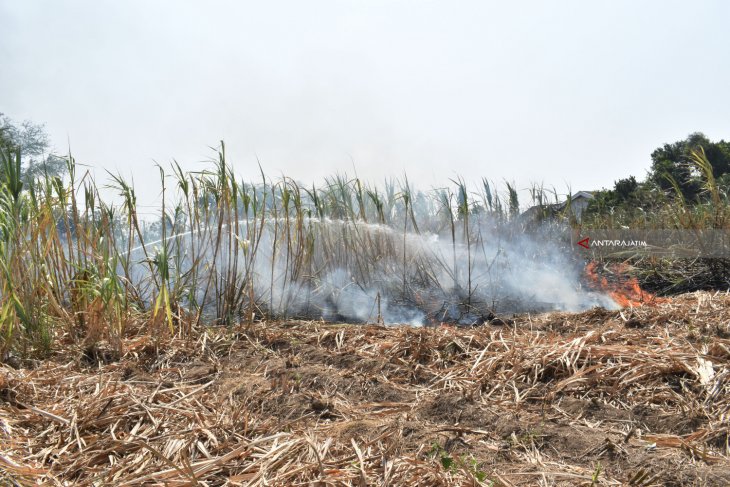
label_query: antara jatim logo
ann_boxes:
[576,236,647,249]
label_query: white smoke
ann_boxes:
[129,214,618,326]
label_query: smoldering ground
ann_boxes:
[129,214,617,325]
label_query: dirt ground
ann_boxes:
[2,292,730,485]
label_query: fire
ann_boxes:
[584,262,668,307]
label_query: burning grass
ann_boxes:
[2,291,730,485]
[584,262,670,308]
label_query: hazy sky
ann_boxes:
[2,0,730,209]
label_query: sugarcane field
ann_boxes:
[3,1,730,485]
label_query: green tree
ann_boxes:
[613,176,639,202]
[0,113,66,182]
[585,175,666,219]
[649,132,730,202]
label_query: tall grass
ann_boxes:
[0,140,607,358]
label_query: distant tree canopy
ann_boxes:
[587,132,730,216]
[649,132,730,202]
[0,113,67,183]
[587,175,658,215]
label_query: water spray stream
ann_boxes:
[125,215,617,325]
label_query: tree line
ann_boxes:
[587,132,730,216]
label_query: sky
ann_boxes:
[2,0,730,210]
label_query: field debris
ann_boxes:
[2,291,730,485]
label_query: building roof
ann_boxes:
[554,191,594,210]
[520,191,595,221]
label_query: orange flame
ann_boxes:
[584,262,668,308]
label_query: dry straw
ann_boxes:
[1,291,729,485]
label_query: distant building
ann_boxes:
[521,191,594,223]
[554,191,594,221]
